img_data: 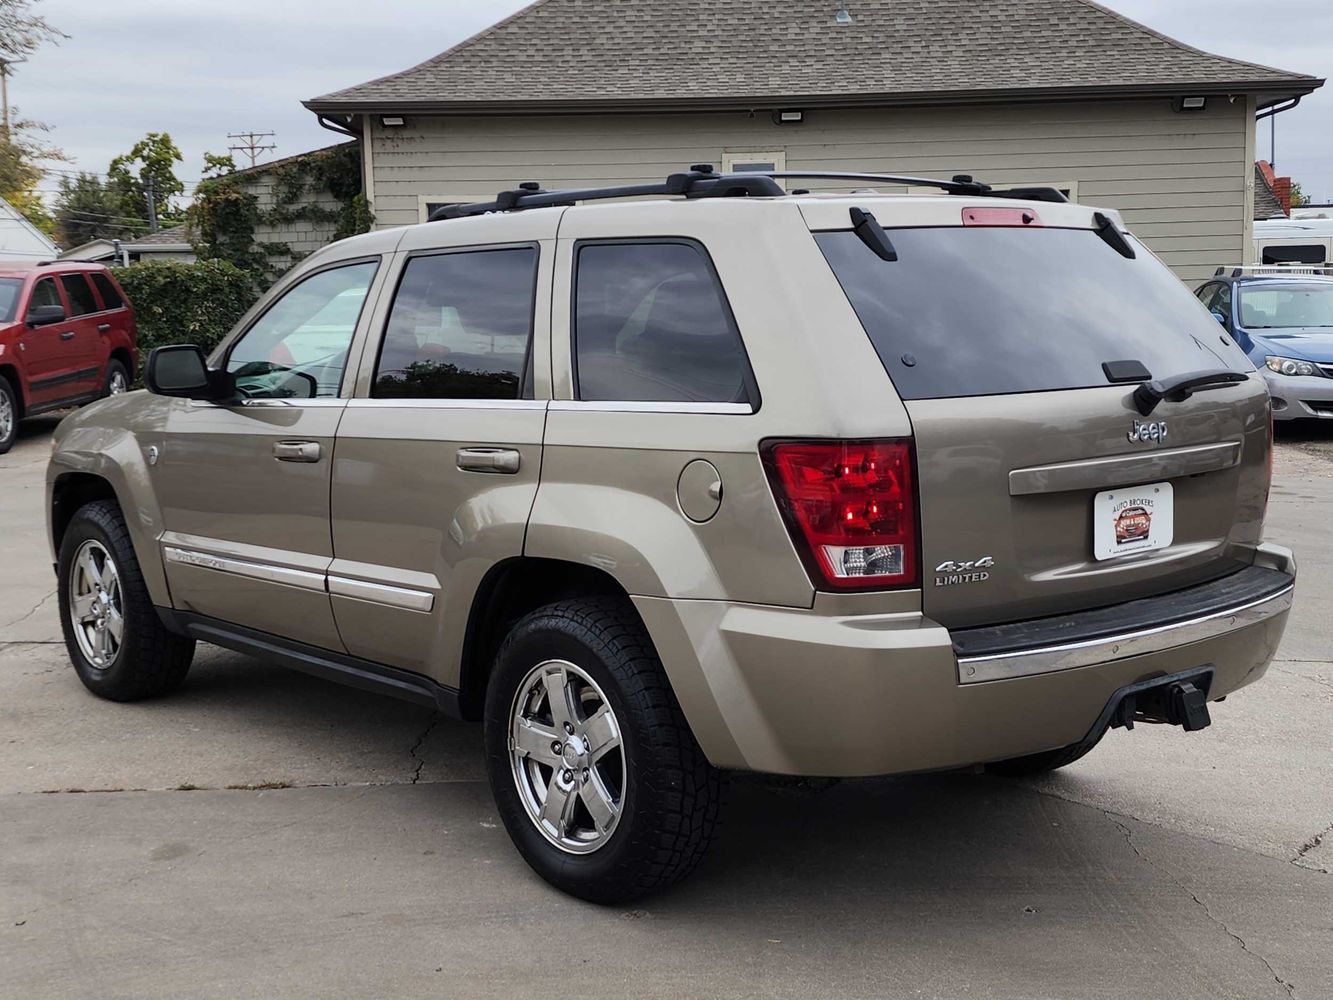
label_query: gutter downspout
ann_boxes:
[315,113,373,222]
[1256,96,1303,172]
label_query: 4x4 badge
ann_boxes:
[934,556,994,587]
[1129,419,1168,444]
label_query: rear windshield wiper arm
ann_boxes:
[1133,369,1249,416]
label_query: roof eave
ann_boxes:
[304,77,1323,116]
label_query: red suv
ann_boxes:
[0,261,138,454]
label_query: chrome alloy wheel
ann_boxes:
[0,388,12,442]
[509,659,626,854]
[69,539,124,669]
[108,369,128,395]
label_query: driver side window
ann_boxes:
[226,260,378,398]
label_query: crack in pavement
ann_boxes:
[1294,822,1332,874]
[1270,666,1333,692]
[1106,812,1298,999]
[409,713,441,784]
[0,589,57,631]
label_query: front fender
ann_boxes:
[47,392,173,607]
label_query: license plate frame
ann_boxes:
[1092,482,1174,561]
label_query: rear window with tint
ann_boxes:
[90,272,124,309]
[61,274,100,316]
[816,227,1252,400]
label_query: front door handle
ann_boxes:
[97,323,111,332]
[59,330,75,341]
[273,440,322,463]
[457,447,521,474]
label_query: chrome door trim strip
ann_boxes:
[163,546,327,592]
[328,575,435,613]
[1008,441,1242,497]
[346,398,548,410]
[549,400,754,414]
[956,583,1294,684]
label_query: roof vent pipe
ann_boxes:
[835,8,854,25]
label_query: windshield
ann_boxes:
[0,278,22,323]
[816,226,1251,400]
[1238,284,1333,329]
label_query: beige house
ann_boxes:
[305,0,1323,283]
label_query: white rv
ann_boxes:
[1254,218,1333,273]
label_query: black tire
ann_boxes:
[484,597,723,903]
[0,376,16,455]
[986,737,1100,777]
[57,499,195,701]
[102,358,130,399]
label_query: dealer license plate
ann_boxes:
[1093,483,1174,561]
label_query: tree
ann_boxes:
[54,171,140,246]
[108,132,184,228]
[0,2,66,234]
[1289,181,1312,209]
[0,0,64,61]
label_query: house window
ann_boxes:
[722,150,786,174]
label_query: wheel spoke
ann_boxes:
[93,625,109,663]
[105,608,124,644]
[582,705,621,763]
[71,592,97,622]
[542,665,577,734]
[79,550,103,590]
[579,780,617,833]
[539,773,577,836]
[512,718,561,760]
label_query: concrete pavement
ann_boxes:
[1,413,1330,999]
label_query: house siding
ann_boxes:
[240,174,346,265]
[366,98,1251,283]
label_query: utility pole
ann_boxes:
[145,176,158,233]
[226,130,276,169]
[0,55,27,139]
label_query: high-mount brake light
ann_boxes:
[962,207,1043,227]
[763,439,919,591]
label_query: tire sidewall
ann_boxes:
[58,507,141,696]
[0,378,16,453]
[484,618,649,897]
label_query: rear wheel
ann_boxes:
[103,359,130,399]
[57,500,195,701]
[484,597,723,903]
[0,377,16,454]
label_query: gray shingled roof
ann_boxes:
[124,225,190,248]
[307,0,1321,113]
[1254,166,1287,220]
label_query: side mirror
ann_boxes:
[1211,311,1228,326]
[144,344,233,401]
[27,304,66,327]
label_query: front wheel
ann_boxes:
[484,598,723,903]
[0,377,16,454]
[57,500,195,701]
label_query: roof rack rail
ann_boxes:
[427,166,1065,222]
[1216,264,1333,278]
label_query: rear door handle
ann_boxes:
[60,331,75,340]
[97,323,111,332]
[457,447,521,474]
[273,440,322,463]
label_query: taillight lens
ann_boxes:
[763,439,919,591]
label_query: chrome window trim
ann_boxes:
[957,583,1294,684]
[185,398,347,409]
[346,398,548,410]
[328,575,435,613]
[163,546,327,592]
[549,400,754,415]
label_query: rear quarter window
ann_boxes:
[60,274,100,317]
[816,226,1251,400]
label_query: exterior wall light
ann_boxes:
[773,110,805,126]
[381,116,407,127]
[1172,97,1208,112]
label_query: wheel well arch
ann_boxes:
[457,557,638,720]
[109,347,134,376]
[50,472,119,553]
[0,363,23,417]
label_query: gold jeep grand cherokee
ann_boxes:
[47,168,1296,901]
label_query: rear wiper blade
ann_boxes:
[1133,369,1249,416]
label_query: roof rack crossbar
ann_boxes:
[426,166,1065,222]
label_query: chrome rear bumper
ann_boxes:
[953,548,1296,684]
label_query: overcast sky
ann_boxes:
[17,0,1333,203]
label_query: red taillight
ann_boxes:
[763,439,919,591]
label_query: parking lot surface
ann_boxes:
[2,414,1330,999]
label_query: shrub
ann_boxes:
[116,259,258,368]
